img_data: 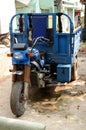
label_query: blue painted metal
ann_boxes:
[57,64,71,82]
[9,12,82,82]
[12,49,30,65]
[9,14,29,51]
[32,16,48,38]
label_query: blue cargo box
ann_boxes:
[57,64,71,82]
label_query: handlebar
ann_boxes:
[40,37,50,43]
[31,36,50,52]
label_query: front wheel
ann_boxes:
[10,82,25,117]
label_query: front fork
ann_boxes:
[12,65,31,100]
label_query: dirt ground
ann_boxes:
[0,44,86,130]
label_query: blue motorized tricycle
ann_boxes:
[8,13,82,116]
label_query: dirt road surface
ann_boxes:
[0,44,86,130]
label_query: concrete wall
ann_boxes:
[16,0,41,13]
[16,0,54,13]
[39,0,54,13]
[39,0,54,9]
[0,0,16,34]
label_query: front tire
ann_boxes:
[10,82,25,117]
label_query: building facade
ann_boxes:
[0,0,16,34]
[0,0,83,34]
[16,0,41,13]
[61,0,83,28]
[16,0,83,28]
[39,0,54,13]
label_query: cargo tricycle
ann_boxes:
[8,12,82,116]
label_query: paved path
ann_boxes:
[0,44,86,130]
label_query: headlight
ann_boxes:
[13,52,23,59]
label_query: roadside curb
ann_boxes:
[0,116,46,130]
